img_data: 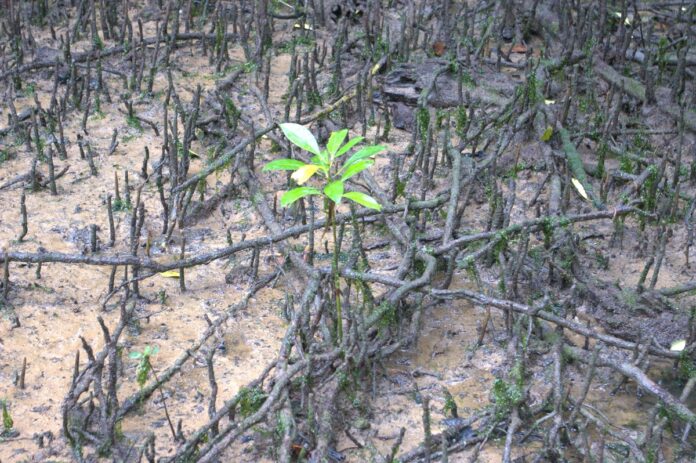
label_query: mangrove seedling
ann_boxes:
[129,345,178,441]
[263,123,385,341]
[129,345,159,388]
[1,399,16,437]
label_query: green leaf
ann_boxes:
[279,123,321,156]
[335,136,364,157]
[263,159,306,171]
[540,126,553,142]
[327,129,348,157]
[309,155,330,173]
[281,187,320,207]
[341,159,374,182]
[144,345,159,356]
[291,164,321,184]
[344,191,382,211]
[342,145,385,170]
[129,352,143,359]
[324,180,344,204]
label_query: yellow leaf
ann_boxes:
[159,270,181,278]
[670,339,687,352]
[541,126,553,142]
[291,164,320,185]
[571,178,589,201]
[293,22,312,30]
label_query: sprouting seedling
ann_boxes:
[263,123,385,342]
[2,400,13,432]
[263,123,384,211]
[129,345,159,388]
[128,345,178,440]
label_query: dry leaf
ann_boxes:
[571,178,589,201]
[511,43,527,54]
[432,41,446,57]
[670,339,687,352]
[159,270,181,278]
[293,22,312,30]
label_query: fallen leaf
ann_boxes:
[670,339,687,352]
[159,270,181,278]
[432,41,446,57]
[571,178,589,201]
[511,43,527,54]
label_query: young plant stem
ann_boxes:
[330,201,342,343]
[146,358,178,442]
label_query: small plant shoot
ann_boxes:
[263,123,384,211]
[129,345,159,388]
[264,123,385,342]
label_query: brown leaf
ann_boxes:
[432,41,446,57]
[511,43,527,54]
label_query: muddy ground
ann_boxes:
[1,0,696,462]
